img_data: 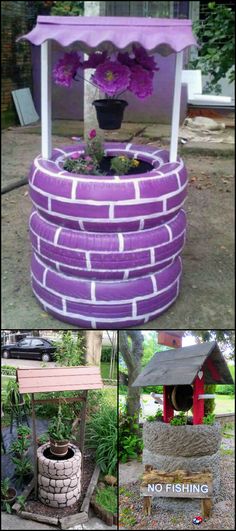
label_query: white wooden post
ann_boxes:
[170,51,183,163]
[41,40,52,159]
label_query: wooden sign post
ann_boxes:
[141,466,213,518]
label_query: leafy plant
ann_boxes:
[119,411,143,463]
[120,507,137,527]
[189,2,235,93]
[95,485,117,514]
[170,412,187,426]
[37,432,49,445]
[101,345,113,363]
[204,384,216,415]
[48,404,73,441]
[51,1,84,16]
[1,478,10,497]
[16,495,26,511]
[203,413,215,425]
[146,409,163,422]
[53,331,85,366]
[110,156,140,176]
[17,425,32,439]
[86,403,117,475]
[11,456,33,480]
[9,436,31,456]
[5,380,24,407]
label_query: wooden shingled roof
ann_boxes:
[17,366,103,394]
[132,341,234,387]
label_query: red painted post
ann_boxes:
[163,385,174,423]
[193,372,205,425]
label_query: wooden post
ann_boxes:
[79,390,88,459]
[31,393,38,499]
[193,372,204,425]
[163,386,174,423]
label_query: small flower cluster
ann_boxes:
[63,129,103,175]
[110,155,140,176]
[53,45,159,99]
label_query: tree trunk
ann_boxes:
[119,331,144,424]
[85,331,103,365]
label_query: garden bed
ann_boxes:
[14,452,100,529]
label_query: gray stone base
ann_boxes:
[143,449,220,494]
[152,497,201,513]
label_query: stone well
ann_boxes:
[37,443,81,508]
[143,421,221,496]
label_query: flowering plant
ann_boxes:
[53,45,159,99]
[110,155,140,176]
[63,130,141,176]
[63,129,104,175]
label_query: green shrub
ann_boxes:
[1,366,16,376]
[203,413,215,425]
[146,410,163,422]
[142,385,163,395]
[170,412,187,426]
[119,411,143,463]
[86,403,117,475]
[204,385,216,415]
[101,346,113,362]
[215,384,234,395]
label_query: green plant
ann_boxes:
[119,411,143,463]
[95,486,117,514]
[37,432,49,445]
[17,425,32,438]
[11,456,33,482]
[204,384,216,416]
[1,478,10,497]
[1,366,17,376]
[51,1,84,16]
[16,495,26,511]
[170,412,187,426]
[203,413,215,425]
[110,156,140,176]
[101,345,113,363]
[9,436,31,456]
[54,331,85,366]
[86,403,117,475]
[48,404,73,441]
[85,131,104,164]
[146,410,163,422]
[120,507,137,527]
[189,2,235,93]
[5,380,23,408]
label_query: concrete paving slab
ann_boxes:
[1,512,58,530]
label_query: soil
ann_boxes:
[1,130,234,328]
[24,452,95,518]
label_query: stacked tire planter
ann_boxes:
[29,143,188,328]
[37,443,81,508]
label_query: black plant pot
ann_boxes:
[92,99,128,130]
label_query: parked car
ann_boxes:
[1,337,57,362]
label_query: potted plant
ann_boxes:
[11,456,33,487]
[17,425,31,440]
[9,435,31,457]
[1,478,17,512]
[53,46,159,130]
[6,380,24,408]
[48,405,73,457]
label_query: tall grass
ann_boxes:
[86,401,117,476]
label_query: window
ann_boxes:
[31,339,44,347]
[18,339,31,347]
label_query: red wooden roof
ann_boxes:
[17,366,103,394]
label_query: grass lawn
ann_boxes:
[101,361,117,380]
[214,394,235,414]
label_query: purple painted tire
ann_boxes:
[28,143,188,232]
[30,252,182,329]
[29,209,186,280]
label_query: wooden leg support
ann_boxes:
[143,496,152,516]
[201,498,212,518]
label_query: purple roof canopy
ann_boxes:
[17,16,198,55]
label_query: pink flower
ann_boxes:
[87,165,94,171]
[70,152,80,160]
[83,51,108,69]
[85,155,93,161]
[89,129,97,139]
[128,65,154,99]
[53,52,82,88]
[91,61,130,97]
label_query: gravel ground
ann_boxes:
[119,434,235,530]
